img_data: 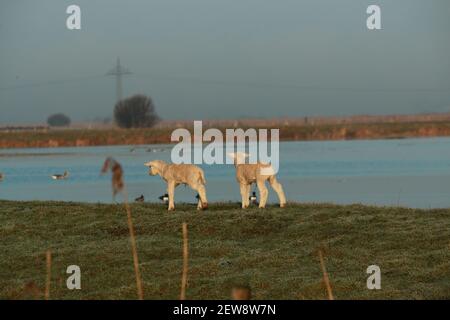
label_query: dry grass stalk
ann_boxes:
[101,157,124,200]
[318,249,334,300]
[124,198,144,300]
[101,157,144,300]
[180,222,189,300]
[45,250,51,300]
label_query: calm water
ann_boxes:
[1,138,450,208]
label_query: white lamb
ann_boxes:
[144,160,208,211]
[228,152,286,209]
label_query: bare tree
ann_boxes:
[114,94,160,128]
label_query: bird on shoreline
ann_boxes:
[249,192,258,205]
[135,194,145,202]
[159,193,169,204]
[51,171,69,180]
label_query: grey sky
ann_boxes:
[1,0,450,124]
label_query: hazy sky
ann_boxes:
[1,0,450,124]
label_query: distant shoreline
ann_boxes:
[2,117,450,149]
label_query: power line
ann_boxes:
[1,70,450,93]
[134,73,450,93]
[0,74,105,91]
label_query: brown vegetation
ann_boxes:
[2,114,450,149]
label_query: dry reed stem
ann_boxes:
[101,158,144,300]
[45,250,51,300]
[124,193,144,300]
[318,249,334,300]
[180,222,189,300]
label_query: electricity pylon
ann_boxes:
[106,57,132,103]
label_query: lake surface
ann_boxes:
[1,138,450,208]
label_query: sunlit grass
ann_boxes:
[0,201,449,299]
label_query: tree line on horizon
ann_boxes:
[47,94,160,129]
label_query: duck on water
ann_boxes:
[51,171,69,180]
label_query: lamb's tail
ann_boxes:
[198,170,206,185]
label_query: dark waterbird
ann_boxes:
[159,193,169,203]
[135,195,145,202]
[51,171,69,180]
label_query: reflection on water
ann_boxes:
[1,138,450,208]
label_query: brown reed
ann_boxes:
[101,157,144,300]
[101,157,124,199]
[124,195,144,300]
[45,250,51,300]
[180,222,189,300]
[318,249,334,300]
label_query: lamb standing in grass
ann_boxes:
[144,160,208,211]
[228,152,286,209]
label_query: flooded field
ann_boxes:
[1,138,450,208]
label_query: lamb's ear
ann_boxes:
[235,152,250,164]
[151,160,164,171]
[227,152,250,164]
[227,152,237,160]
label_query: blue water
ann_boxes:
[1,138,450,208]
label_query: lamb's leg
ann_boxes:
[243,184,251,208]
[240,183,250,209]
[167,181,176,211]
[192,184,208,210]
[196,190,202,210]
[197,184,208,210]
[269,176,287,208]
[256,179,268,208]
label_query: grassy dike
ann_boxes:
[0,201,449,300]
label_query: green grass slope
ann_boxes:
[0,201,449,300]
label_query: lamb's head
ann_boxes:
[144,160,166,176]
[227,152,249,165]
